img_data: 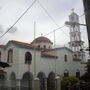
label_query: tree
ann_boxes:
[61,76,78,90]
[80,59,90,82]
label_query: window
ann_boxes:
[38,45,40,48]
[44,45,46,49]
[7,49,13,63]
[64,69,69,77]
[0,52,1,61]
[49,46,51,49]
[74,54,77,58]
[76,69,80,78]
[64,54,67,62]
[25,52,32,64]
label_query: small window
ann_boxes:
[44,45,46,49]
[7,49,13,63]
[64,54,67,62]
[38,45,40,48]
[76,69,80,78]
[64,69,69,77]
[0,52,1,61]
[74,54,77,58]
[25,52,32,64]
[49,46,51,49]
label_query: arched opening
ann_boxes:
[25,52,32,64]
[0,74,5,89]
[37,72,46,90]
[47,72,55,90]
[21,72,33,90]
[10,72,16,90]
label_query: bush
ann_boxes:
[61,76,78,90]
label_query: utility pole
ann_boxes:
[83,0,90,54]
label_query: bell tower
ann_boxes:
[68,9,84,61]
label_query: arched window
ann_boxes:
[21,72,33,90]
[10,72,16,90]
[64,54,67,62]
[7,49,13,63]
[25,52,32,64]
[0,52,1,61]
[47,72,55,90]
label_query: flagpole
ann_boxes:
[34,21,36,78]
[54,30,56,76]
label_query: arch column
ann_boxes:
[55,76,60,90]
[16,79,21,90]
[34,77,40,90]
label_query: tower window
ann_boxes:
[74,54,77,58]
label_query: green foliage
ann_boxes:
[80,59,90,82]
[61,76,78,90]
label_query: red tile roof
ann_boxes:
[41,50,58,59]
[10,40,35,48]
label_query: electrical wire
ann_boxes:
[37,0,69,37]
[43,12,85,37]
[0,0,37,39]
[44,25,65,36]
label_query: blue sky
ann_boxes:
[0,0,88,47]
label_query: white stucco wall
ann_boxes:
[0,43,86,82]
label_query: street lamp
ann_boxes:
[65,21,86,27]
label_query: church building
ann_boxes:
[0,11,86,90]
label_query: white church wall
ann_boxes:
[56,49,73,76]
[16,47,56,78]
[2,43,86,82]
[4,44,20,80]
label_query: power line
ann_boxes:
[37,0,69,37]
[0,0,37,39]
[37,0,59,27]
[43,12,85,37]
[44,25,65,36]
